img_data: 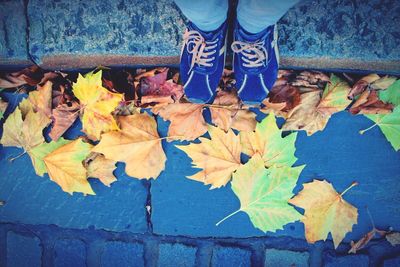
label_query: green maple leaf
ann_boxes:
[316,74,351,115]
[216,154,304,232]
[379,79,400,106]
[240,113,297,168]
[30,138,70,176]
[361,106,400,151]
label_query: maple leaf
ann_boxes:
[85,152,117,187]
[92,112,166,180]
[0,66,45,88]
[260,98,287,118]
[370,76,397,90]
[317,74,351,116]
[176,125,241,189]
[0,103,51,168]
[282,91,330,136]
[44,138,94,195]
[268,84,301,112]
[49,101,80,141]
[386,232,400,246]
[348,74,380,99]
[360,106,400,151]
[209,90,257,132]
[138,68,183,104]
[289,180,358,249]
[29,138,70,176]
[153,102,207,141]
[378,79,400,106]
[291,71,330,89]
[72,70,123,140]
[348,228,387,253]
[349,90,393,115]
[240,113,297,167]
[216,153,303,232]
[0,97,7,120]
[28,80,52,118]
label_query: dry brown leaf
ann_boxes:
[292,71,329,89]
[92,113,166,179]
[260,98,287,118]
[0,66,44,88]
[153,102,207,141]
[268,84,301,112]
[386,232,400,246]
[348,74,380,99]
[49,101,80,141]
[349,228,387,253]
[28,80,53,118]
[210,90,256,132]
[85,152,117,187]
[349,90,393,115]
[282,91,329,135]
[370,76,397,90]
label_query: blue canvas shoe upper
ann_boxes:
[232,22,279,105]
[180,21,227,103]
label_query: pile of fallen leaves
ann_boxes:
[0,65,399,251]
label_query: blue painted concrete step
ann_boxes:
[1,0,400,73]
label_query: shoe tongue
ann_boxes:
[238,23,273,42]
[189,22,220,40]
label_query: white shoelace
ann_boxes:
[231,40,269,68]
[183,30,218,73]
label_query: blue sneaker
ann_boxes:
[180,21,228,103]
[232,22,279,104]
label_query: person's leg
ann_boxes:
[174,0,229,103]
[237,0,299,33]
[174,0,228,32]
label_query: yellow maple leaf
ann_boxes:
[43,138,94,195]
[176,125,241,189]
[153,102,207,141]
[92,112,166,179]
[288,180,358,248]
[0,102,51,175]
[72,70,123,140]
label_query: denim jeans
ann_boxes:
[174,0,300,33]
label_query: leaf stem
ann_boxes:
[158,135,184,141]
[8,151,27,162]
[366,206,375,229]
[340,181,358,197]
[215,209,241,226]
[359,123,377,135]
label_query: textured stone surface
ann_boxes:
[151,111,400,239]
[264,248,309,267]
[384,256,400,267]
[279,0,400,73]
[158,243,197,267]
[0,93,148,234]
[100,241,144,267]
[6,231,42,267]
[211,246,251,267]
[0,0,32,67]
[27,0,186,69]
[324,253,369,267]
[54,239,86,267]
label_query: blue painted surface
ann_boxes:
[100,241,144,267]
[324,253,370,267]
[265,248,309,267]
[158,243,197,267]
[152,111,400,242]
[6,231,42,267]
[54,239,86,267]
[0,93,148,234]
[211,246,251,267]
